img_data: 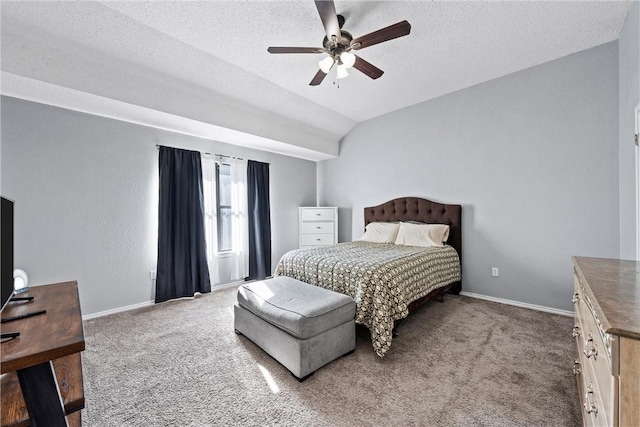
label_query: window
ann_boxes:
[201,155,249,284]
[216,162,232,252]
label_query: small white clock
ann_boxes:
[13,269,29,293]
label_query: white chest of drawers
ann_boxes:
[299,207,338,248]
[572,257,640,427]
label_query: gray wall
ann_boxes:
[318,42,620,312]
[1,96,316,316]
[619,1,639,260]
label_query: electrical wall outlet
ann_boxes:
[491,267,499,277]
[150,270,157,280]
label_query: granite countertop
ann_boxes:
[573,256,640,340]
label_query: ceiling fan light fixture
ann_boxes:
[336,64,349,79]
[340,51,356,69]
[267,2,411,86]
[319,56,335,73]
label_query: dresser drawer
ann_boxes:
[579,317,616,423]
[301,221,334,234]
[575,334,594,426]
[577,334,609,427]
[301,208,335,221]
[574,274,615,426]
[574,275,611,369]
[301,234,335,246]
[582,377,610,427]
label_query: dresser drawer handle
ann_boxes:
[572,326,580,338]
[584,384,598,415]
[572,292,580,304]
[583,333,598,360]
[572,360,581,375]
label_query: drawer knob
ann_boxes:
[584,385,598,415]
[572,292,580,304]
[572,360,581,375]
[572,325,581,338]
[316,226,321,229]
[583,333,598,360]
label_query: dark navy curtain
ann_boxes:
[156,146,211,303]
[247,160,271,280]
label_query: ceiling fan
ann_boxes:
[267,0,411,86]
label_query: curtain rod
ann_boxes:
[155,144,211,156]
[214,153,244,161]
[156,145,270,164]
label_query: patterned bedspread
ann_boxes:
[274,241,461,357]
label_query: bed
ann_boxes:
[274,197,462,357]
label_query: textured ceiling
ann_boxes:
[0,1,632,159]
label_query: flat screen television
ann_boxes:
[1,196,14,312]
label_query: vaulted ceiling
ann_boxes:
[1,1,632,160]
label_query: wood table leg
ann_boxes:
[17,360,68,427]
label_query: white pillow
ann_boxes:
[394,222,450,247]
[360,222,400,243]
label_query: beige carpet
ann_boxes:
[82,286,581,426]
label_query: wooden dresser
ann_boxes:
[299,207,338,248]
[572,257,640,427]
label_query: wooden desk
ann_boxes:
[1,281,85,426]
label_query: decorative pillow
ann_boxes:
[394,222,450,247]
[360,222,400,243]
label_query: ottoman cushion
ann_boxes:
[237,276,355,340]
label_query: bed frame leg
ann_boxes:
[392,319,404,337]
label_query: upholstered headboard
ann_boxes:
[364,197,462,262]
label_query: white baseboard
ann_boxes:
[81,283,244,321]
[459,291,573,317]
[211,280,245,290]
[82,300,155,321]
[83,287,572,321]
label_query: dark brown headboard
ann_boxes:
[364,197,462,263]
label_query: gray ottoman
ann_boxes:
[234,276,356,381]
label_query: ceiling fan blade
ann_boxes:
[351,20,411,50]
[267,47,325,54]
[314,0,341,41]
[309,69,328,86]
[353,56,384,79]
